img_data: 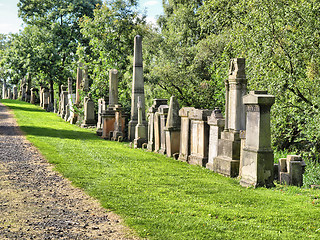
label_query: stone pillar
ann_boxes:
[7,89,12,99]
[43,88,50,110]
[154,112,161,152]
[188,109,212,167]
[128,35,147,141]
[76,62,83,105]
[109,69,118,107]
[158,105,169,154]
[206,108,225,171]
[2,81,6,99]
[68,77,77,124]
[213,58,247,177]
[60,85,68,118]
[164,96,181,158]
[54,98,57,113]
[64,77,73,121]
[240,91,275,187]
[134,97,147,148]
[147,99,168,151]
[83,65,89,92]
[39,86,44,108]
[178,107,195,162]
[30,88,36,104]
[101,70,126,140]
[13,86,17,100]
[81,93,96,127]
[96,98,107,136]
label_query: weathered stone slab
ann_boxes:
[178,107,195,162]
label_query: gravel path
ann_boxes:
[0,103,139,240]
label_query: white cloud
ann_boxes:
[143,1,160,7]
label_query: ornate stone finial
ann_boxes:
[228,58,246,81]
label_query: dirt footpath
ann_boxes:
[0,103,139,240]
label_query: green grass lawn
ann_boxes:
[2,99,320,239]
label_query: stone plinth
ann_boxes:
[178,107,195,162]
[81,94,96,127]
[206,108,225,171]
[158,105,169,154]
[147,99,168,151]
[164,96,181,157]
[101,106,126,140]
[240,91,275,188]
[128,35,147,141]
[134,96,147,148]
[213,58,247,177]
[189,109,212,167]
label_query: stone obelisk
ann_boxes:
[128,35,147,141]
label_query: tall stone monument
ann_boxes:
[240,91,275,187]
[213,58,247,177]
[76,62,83,105]
[13,86,18,100]
[178,107,195,162]
[128,35,147,141]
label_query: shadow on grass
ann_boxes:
[19,126,101,141]
[5,104,46,113]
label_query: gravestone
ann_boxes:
[96,98,107,136]
[158,105,169,154]
[178,107,195,162]
[101,70,126,140]
[134,96,147,148]
[213,58,247,177]
[188,109,212,167]
[164,96,181,157]
[43,88,50,111]
[240,91,275,187]
[153,112,161,152]
[81,93,96,127]
[206,108,225,171]
[278,155,306,187]
[2,81,6,99]
[7,89,12,99]
[76,62,83,105]
[60,85,68,119]
[128,35,147,141]
[30,88,37,104]
[13,86,18,100]
[147,99,168,151]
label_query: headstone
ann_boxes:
[240,91,275,187]
[278,155,306,187]
[60,85,68,118]
[20,78,26,101]
[54,98,57,113]
[188,109,212,167]
[43,88,50,110]
[164,96,181,157]
[13,86,18,100]
[30,88,37,104]
[96,98,107,136]
[213,58,247,177]
[206,108,225,171]
[158,105,169,154]
[67,77,77,124]
[178,107,195,162]
[134,96,147,148]
[128,35,147,141]
[147,99,168,151]
[7,89,12,99]
[153,112,161,152]
[81,93,96,127]
[2,81,7,99]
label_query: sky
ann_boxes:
[0,0,164,34]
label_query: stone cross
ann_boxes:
[128,35,147,141]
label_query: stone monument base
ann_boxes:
[189,155,208,167]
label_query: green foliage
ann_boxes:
[78,0,146,111]
[3,99,320,240]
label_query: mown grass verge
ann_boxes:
[2,99,320,240]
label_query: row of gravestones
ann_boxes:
[128,57,305,188]
[2,35,305,188]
